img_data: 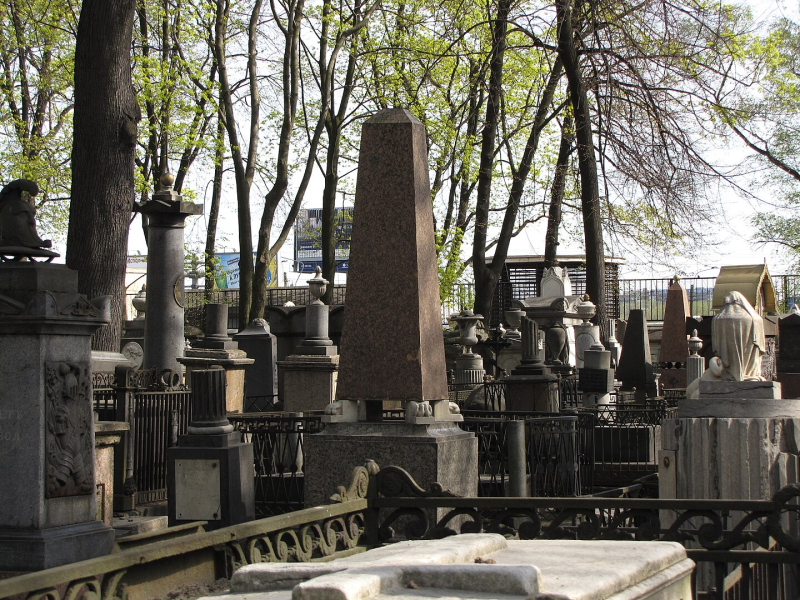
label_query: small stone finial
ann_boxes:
[672,275,680,285]
[160,172,175,190]
[308,266,329,302]
[688,329,703,356]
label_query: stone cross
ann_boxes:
[334,109,450,422]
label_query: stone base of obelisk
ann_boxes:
[304,422,477,524]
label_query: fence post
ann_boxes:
[113,365,137,512]
[507,420,527,497]
[689,284,695,317]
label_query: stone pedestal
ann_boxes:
[178,349,253,414]
[305,422,477,520]
[179,304,253,414]
[167,370,254,530]
[574,322,600,369]
[0,262,115,571]
[504,317,558,412]
[138,174,202,375]
[661,397,800,593]
[279,354,339,412]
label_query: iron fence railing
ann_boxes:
[228,413,325,517]
[372,465,800,600]
[132,389,193,504]
[92,369,191,506]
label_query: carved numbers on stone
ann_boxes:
[45,362,93,498]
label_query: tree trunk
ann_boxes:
[544,114,574,266]
[66,0,139,352]
[320,119,341,304]
[204,117,224,302]
[557,0,607,341]
[472,0,510,321]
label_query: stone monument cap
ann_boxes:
[0,178,59,262]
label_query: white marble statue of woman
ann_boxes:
[711,291,766,381]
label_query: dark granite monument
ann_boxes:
[657,277,690,390]
[305,109,476,509]
[616,309,658,400]
[0,179,115,570]
[167,369,254,530]
[137,173,202,375]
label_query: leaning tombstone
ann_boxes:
[304,109,477,513]
[0,179,115,570]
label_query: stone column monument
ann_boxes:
[0,179,115,570]
[137,173,202,375]
[278,267,340,412]
[657,277,690,390]
[179,303,253,413]
[305,109,477,508]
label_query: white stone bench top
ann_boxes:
[204,534,693,600]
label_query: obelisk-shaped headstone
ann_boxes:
[336,109,448,419]
[658,277,690,389]
[616,308,657,400]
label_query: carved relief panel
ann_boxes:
[45,362,93,498]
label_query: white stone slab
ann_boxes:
[206,534,694,600]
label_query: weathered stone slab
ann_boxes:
[698,379,782,399]
[335,109,448,407]
[678,396,799,418]
[215,534,693,600]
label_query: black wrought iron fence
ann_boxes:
[585,404,675,487]
[228,413,325,517]
[133,389,193,504]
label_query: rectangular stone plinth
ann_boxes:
[678,396,800,418]
[778,373,800,399]
[279,354,339,412]
[304,422,477,519]
[699,380,782,399]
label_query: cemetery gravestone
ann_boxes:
[305,109,476,511]
[616,309,657,400]
[657,277,690,389]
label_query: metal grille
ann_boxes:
[133,389,193,504]
[528,416,581,497]
[229,413,324,517]
[585,404,675,488]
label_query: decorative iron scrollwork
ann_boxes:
[376,465,457,499]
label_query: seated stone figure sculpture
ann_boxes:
[711,290,766,382]
[0,179,54,258]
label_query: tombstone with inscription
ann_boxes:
[304,109,477,510]
[0,179,115,570]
